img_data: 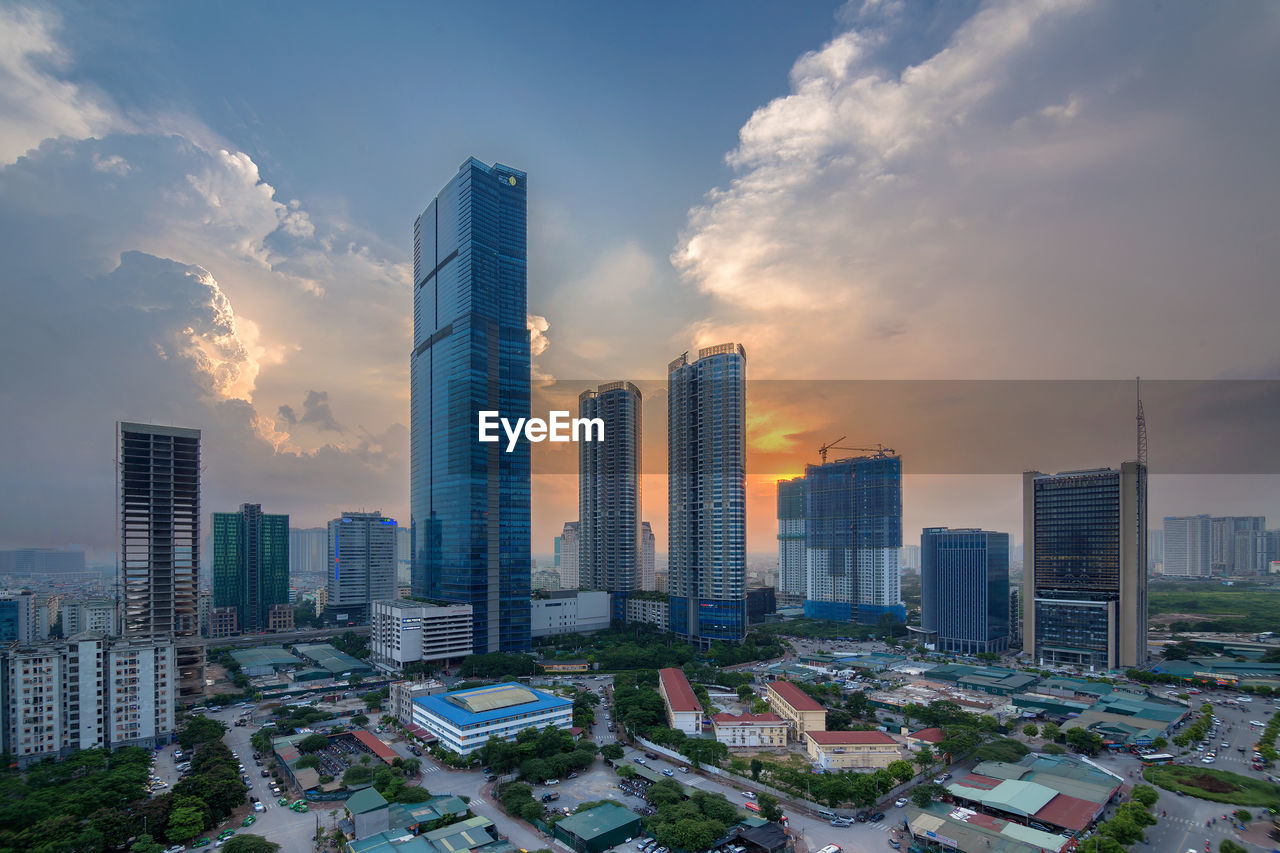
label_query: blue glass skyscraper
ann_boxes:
[920,527,1010,654]
[668,344,746,647]
[411,158,531,653]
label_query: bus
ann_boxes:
[1140,753,1175,766]
[745,802,760,814]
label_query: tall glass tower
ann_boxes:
[668,344,746,647]
[920,527,1010,654]
[212,503,289,633]
[411,158,531,653]
[579,381,642,622]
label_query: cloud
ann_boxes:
[0,5,125,164]
[673,0,1280,381]
[298,389,343,432]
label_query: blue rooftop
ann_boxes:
[413,682,571,727]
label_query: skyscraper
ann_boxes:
[1163,515,1212,577]
[641,521,656,592]
[776,478,806,602]
[1023,463,1147,670]
[1211,516,1265,575]
[118,421,203,704]
[559,522,580,589]
[668,343,747,647]
[212,503,289,633]
[326,511,397,625]
[579,381,642,622]
[920,527,1010,654]
[289,527,327,575]
[410,157,531,653]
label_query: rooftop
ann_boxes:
[556,803,641,840]
[293,642,372,675]
[346,787,390,815]
[659,668,701,713]
[413,682,571,727]
[806,730,896,745]
[909,727,945,743]
[767,680,824,712]
[711,712,784,726]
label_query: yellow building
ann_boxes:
[710,712,788,749]
[766,680,826,741]
[805,730,904,770]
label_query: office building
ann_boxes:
[746,586,777,625]
[1163,515,1212,577]
[1022,464,1147,670]
[370,600,473,672]
[197,591,212,637]
[327,511,398,625]
[411,682,572,755]
[209,606,238,639]
[212,503,289,634]
[289,527,327,576]
[558,522,580,589]
[801,453,905,624]
[0,591,37,644]
[1235,528,1268,576]
[625,596,669,629]
[776,478,806,601]
[388,679,446,725]
[1009,587,1022,646]
[530,590,611,638]
[0,633,174,767]
[60,598,118,637]
[0,549,86,576]
[640,522,655,592]
[668,343,747,646]
[900,544,922,572]
[411,158,532,653]
[267,603,294,633]
[1147,529,1163,570]
[920,528,1010,655]
[118,421,204,704]
[578,382,642,621]
[658,667,702,735]
[1212,516,1265,575]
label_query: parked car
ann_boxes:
[568,772,579,779]
[633,758,646,765]
[409,746,423,756]
[894,798,909,807]
[870,812,885,822]
[644,752,660,760]
[678,767,689,773]
[663,769,674,777]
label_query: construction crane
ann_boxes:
[816,435,895,464]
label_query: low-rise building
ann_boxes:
[804,730,903,770]
[209,606,238,638]
[268,603,295,632]
[530,590,610,638]
[766,680,826,741]
[944,753,1120,837]
[411,682,572,756]
[658,667,702,735]
[905,727,946,750]
[370,600,473,672]
[389,680,446,725]
[624,596,668,629]
[710,712,786,749]
[553,803,643,853]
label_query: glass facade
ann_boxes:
[920,527,1010,654]
[668,344,747,646]
[411,158,530,653]
[212,503,289,633]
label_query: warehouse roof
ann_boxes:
[556,803,640,841]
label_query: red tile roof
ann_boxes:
[909,727,946,743]
[659,667,701,713]
[352,730,398,764]
[806,730,896,745]
[767,680,824,712]
[1034,792,1101,832]
[711,712,784,726]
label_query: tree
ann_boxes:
[1063,728,1104,756]
[401,758,421,777]
[1152,736,1167,750]
[913,745,934,770]
[757,793,782,823]
[1041,722,1060,741]
[395,786,433,804]
[166,806,205,844]
[222,837,282,853]
[295,754,321,770]
[177,716,228,750]
[1220,841,1249,853]
[647,780,686,807]
[351,714,370,727]
[887,760,915,785]
[664,818,723,853]
[1130,785,1159,808]
[1232,809,1251,824]
[129,835,165,853]
[297,734,329,753]
[1042,742,1066,755]
[1022,723,1039,738]
[910,786,935,808]
[343,765,375,787]
[750,759,763,781]
[601,743,624,761]
[1077,837,1125,853]
[347,674,364,687]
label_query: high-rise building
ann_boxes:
[326,511,397,625]
[776,478,806,601]
[60,599,118,636]
[1235,528,1268,576]
[641,522,656,592]
[212,503,289,634]
[1022,464,1147,670]
[410,157,531,653]
[370,600,473,672]
[920,528,1010,655]
[0,549,86,575]
[289,527,327,576]
[1163,515,1212,577]
[118,421,204,704]
[1147,529,1164,570]
[1009,586,1022,646]
[800,454,904,624]
[667,343,747,647]
[900,544,922,572]
[0,591,37,644]
[558,522,580,589]
[1211,516,1265,575]
[579,381,642,622]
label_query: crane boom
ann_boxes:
[816,437,895,464]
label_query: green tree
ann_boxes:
[295,754,321,770]
[347,673,364,687]
[757,793,783,823]
[222,836,282,853]
[1130,784,1159,808]
[1152,736,1168,750]
[647,780,686,807]
[750,758,763,781]
[177,715,228,750]
[910,786,935,808]
[601,743,624,761]
[664,818,723,852]
[297,733,329,753]
[166,806,205,844]
[1219,841,1249,853]
[1232,809,1251,824]
[351,714,370,727]
[1042,742,1066,755]
[343,765,375,787]
[1022,723,1039,737]
[395,786,433,804]
[887,760,915,785]
[129,834,165,853]
[1041,722,1060,741]
[1063,728,1104,756]
[1077,837,1125,853]
[401,758,421,777]
[913,745,934,770]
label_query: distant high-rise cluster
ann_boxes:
[667,344,747,646]
[1162,514,1278,578]
[289,527,327,575]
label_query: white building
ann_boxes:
[60,598,119,636]
[625,596,669,629]
[710,712,787,749]
[531,590,610,638]
[370,600,473,671]
[558,522,580,589]
[389,679,446,725]
[531,569,561,591]
[1163,515,1212,577]
[658,667,702,736]
[0,633,174,767]
[411,682,572,755]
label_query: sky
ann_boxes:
[1,0,1278,559]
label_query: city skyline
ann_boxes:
[2,2,1280,558]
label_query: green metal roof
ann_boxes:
[954,779,1056,816]
[556,803,641,841]
[346,787,389,815]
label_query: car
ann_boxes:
[545,779,560,785]
[933,777,947,784]
[1222,742,1231,748]
[191,839,211,848]
[644,752,660,760]
[870,812,885,822]
[1250,721,1265,727]
[894,798,909,807]
[633,758,646,765]
[218,830,235,839]
[856,812,870,822]
[829,820,844,827]
[568,772,579,779]
[663,769,674,777]
[888,841,901,850]
[677,766,689,773]
[253,802,265,813]
[278,797,289,806]
[409,746,423,756]
[743,791,755,799]
[485,774,498,782]
[164,846,185,853]
[242,816,256,826]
